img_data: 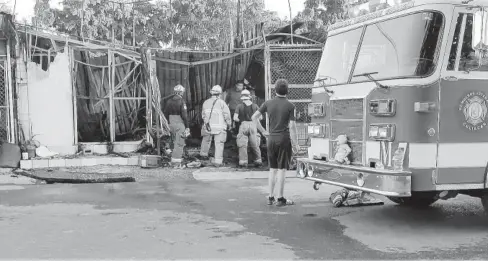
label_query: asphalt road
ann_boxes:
[1,174,488,259]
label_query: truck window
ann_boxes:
[352,12,443,82]
[315,27,363,85]
[457,13,488,72]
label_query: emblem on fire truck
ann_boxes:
[460,92,488,131]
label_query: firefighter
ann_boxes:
[225,80,244,135]
[200,85,232,167]
[234,89,265,168]
[163,84,190,166]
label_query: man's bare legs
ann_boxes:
[269,168,292,206]
[275,168,294,206]
[276,168,286,198]
[268,168,278,197]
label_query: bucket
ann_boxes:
[139,155,161,168]
[26,146,36,159]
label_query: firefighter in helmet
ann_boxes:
[200,85,232,167]
[163,84,190,166]
[234,89,264,167]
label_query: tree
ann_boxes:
[33,0,158,46]
[0,1,14,14]
[294,0,349,31]
[32,0,284,50]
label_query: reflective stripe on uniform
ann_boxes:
[202,98,229,134]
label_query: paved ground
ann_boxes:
[1,170,488,259]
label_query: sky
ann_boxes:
[9,0,304,22]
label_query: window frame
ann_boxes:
[446,14,465,71]
[442,7,488,80]
[348,10,446,84]
[316,10,446,88]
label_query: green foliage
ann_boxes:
[32,0,285,50]
[0,3,13,14]
[294,0,349,31]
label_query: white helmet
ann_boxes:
[241,89,251,100]
[174,84,185,93]
[210,85,222,95]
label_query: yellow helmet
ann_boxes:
[174,84,185,93]
[210,85,222,95]
[241,89,251,100]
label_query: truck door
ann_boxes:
[438,7,488,186]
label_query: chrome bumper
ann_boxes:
[296,158,412,197]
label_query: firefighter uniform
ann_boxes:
[200,85,232,166]
[225,81,244,133]
[163,85,190,164]
[234,90,263,167]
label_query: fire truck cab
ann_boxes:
[297,0,488,211]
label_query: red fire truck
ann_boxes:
[296,0,488,212]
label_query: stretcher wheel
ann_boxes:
[387,192,438,207]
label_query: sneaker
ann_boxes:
[238,163,248,168]
[267,196,275,205]
[254,161,263,168]
[276,197,294,207]
[212,163,224,168]
[199,155,210,161]
[172,163,185,169]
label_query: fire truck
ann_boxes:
[296,0,488,212]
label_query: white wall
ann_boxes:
[17,46,76,155]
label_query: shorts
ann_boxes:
[267,134,292,170]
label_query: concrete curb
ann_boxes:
[193,169,297,181]
[15,170,136,184]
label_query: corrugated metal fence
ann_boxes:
[152,24,263,126]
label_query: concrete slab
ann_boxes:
[16,170,136,184]
[193,169,298,181]
[20,156,141,170]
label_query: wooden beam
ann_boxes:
[92,65,139,107]
[19,27,141,57]
[6,39,14,143]
[109,50,115,142]
[70,47,78,145]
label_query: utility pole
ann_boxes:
[81,0,86,42]
[236,0,241,48]
[288,0,293,44]
[170,0,173,47]
[132,5,135,47]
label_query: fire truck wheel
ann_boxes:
[387,192,438,207]
[481,194,488,213]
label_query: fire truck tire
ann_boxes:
[387,192,438,207]
[481,195,488,213]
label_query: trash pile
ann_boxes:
[134,139,201,169]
